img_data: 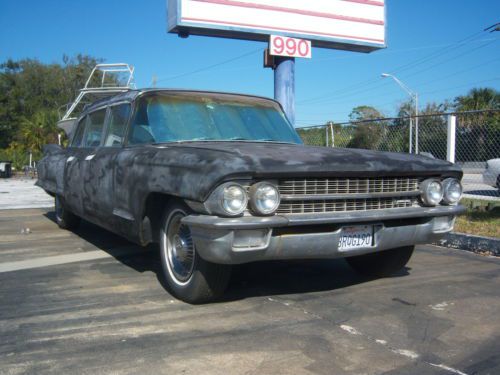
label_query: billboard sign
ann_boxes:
[167,0,386,52]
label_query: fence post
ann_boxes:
[330,123,334,147]
[409,117,413,154]
[447,115,456,163]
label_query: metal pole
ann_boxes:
[409,116,413,154]
[274,56,295,125]
[330,123,334,147]
[447,115,456,163]
[325,126,329,147]
[414,93,419,154]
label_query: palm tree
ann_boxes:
[454,87,499,111]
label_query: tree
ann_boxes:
[0,55,103,168]
[453,88,500,162]
[347,106,385,150]
[414,102,448,159]
[348,105,384,122]
[454,87,499,111]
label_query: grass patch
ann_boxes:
[455,198,500,238]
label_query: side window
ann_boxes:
[71,117,87,147]
[104,104,131,147]
[83,109,106,147]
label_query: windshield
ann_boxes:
[127,93,302,145]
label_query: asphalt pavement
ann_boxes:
[0,208,499,375]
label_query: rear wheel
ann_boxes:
[54,195,80,230]
[346,246,414,278]
[159,202,231,304]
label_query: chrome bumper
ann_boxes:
[182,205,465,265]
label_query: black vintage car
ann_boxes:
[37,89,465,303]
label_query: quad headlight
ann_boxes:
[205,181,281,217]
[204,182,248,217]
[222,184,248,215]
[249,182,280,215]
[420,179,444,206]
[442,178,462,205]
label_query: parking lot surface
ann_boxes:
[1,208,499,375]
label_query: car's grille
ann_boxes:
[277,177,421,215]
[277,197,418,214]
[278,177,419,196]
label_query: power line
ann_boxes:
[300,55,500,107]
[415,56,500,88]
[298,29,495,106]
[386,30,486,75]
[419,77,500,95]
[298,37,498,108]
[398,38,499,81]
[154,47,262,84]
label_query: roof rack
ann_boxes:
[60,63,135,121]
[58,63,135,137]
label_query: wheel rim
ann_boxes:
[165,211,195,284]
[55,196,63,222]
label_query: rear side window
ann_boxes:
[83,109,106,147]
[71,117,87,147]
[104,104,131,147]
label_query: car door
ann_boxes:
[74,108,109,222]
[83,103,131,228]
[64,115,90,216]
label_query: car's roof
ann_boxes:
[83,88,280,113]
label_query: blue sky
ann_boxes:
[1,0,499,126]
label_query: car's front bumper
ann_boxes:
[182,205,465,264]
[482,170,497,187]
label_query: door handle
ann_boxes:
[85,154,95,161]
[66,156,75,163]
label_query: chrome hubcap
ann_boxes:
[167,212,195,282]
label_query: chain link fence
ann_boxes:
[297,109,500,200]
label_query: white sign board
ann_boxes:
[270,35,311,59]
[168,0,386,52]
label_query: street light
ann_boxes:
[381,73,419,154]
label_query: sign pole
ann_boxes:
[274,56,295,125]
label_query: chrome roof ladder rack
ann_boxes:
[58,63,135,138]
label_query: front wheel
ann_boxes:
[345,246,414,278]
[159,202,231,304]
[55,195,80,230]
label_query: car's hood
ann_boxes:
[162,141,462,178]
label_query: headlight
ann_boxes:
[442,178,462,205]
[420,179,443,206]
[222,184,248,215]
[204,182,248,217]
[249,182,280,215]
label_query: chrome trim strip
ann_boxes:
[280,191,421,201]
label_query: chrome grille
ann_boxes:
[276,177,421,215]
[279,177,419,196]
[277,197,418,215]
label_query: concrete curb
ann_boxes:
[433,232,500,256]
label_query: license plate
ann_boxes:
[338,225,374,251]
